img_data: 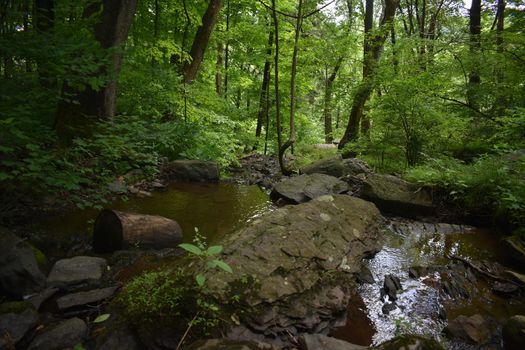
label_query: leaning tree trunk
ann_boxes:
[183,0,224,84]
[93,210,183,253]
[55,0,137,142]
[339,0,399,149]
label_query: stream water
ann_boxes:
[34,185,524,347]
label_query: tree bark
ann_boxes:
[324,57,343,143]
[467,0,481,108]
[271,0,283,169]
[339,0,399,149]
[93,210,183,253]
[183,0,224,84]
[55,0,137,141]
[35,0,54,86]
[255,29,273,148]
[216,42,224,96]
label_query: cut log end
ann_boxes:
[93,209,124,253]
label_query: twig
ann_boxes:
[437,95,503,125]
[176,312,200,350]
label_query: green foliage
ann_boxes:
[93,313,111,323]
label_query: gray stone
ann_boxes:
[361,173,434,218]
[27,287,59,310]
[373,335,444,349]
[97,325,143,350]
[299,333,366,350]
[271,173,348,204]
[300,155,371,178]
[445,314,497,345]
[47,256,107,287]
[502,315,525,350]
[0,309,38,350]
[28,317,87,350]
[188,339,281,350]
[383,275,402,301]
[163,160,220,182]
[202,195,383,346]
[57,286,118,310]
[0,229,46,298]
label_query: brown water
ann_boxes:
[332,219,525,347]
[36,182,273,257]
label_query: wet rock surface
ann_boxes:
[201,195,383,346]
[28,317,87,350]
[0,308,38,350]
[47,256,107,288]
[270,173,348,204]
[502,315,525,350]
[501,236,525,266]
[300,333,366,350]
[0,229,46,298]
[360,174,434,218]
[445,314,498,345]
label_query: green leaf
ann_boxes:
[207,260,217,268]
[196,274,206,287]
[179,243,204,256]
[212,260,233,274]
[93,313,110,323]
[206,245,222,256]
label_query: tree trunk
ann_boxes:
[271,0,283,167]
[339,0,399,149]
[255,29,273,148]
[183,0,224,84]
[216,42,224,96]
[224,0,230,95]
[93,210,183,253]
[324,57,343,143]
[278,0,303,176]
[467,0,481,108]
[55,0,137,142]
[35,0,54,86]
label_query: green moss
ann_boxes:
[0,301,34,315]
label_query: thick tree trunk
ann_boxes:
[93,210,183,253]
[255,29,273,147]
[183,0,224,84]
[55,0,137,141]
[324,57,343,143]
[339,0,399,149]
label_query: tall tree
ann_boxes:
[339,0,399,149]
[324,57,343,143]
[183,0,224,83]
[467,0,481,108]
[255,28,273,148]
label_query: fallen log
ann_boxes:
[93,210,183,253]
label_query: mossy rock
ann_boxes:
[0,301,35,315]
[28,243,48,268]
[374,335,444,350]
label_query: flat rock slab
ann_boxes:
[188,339,281,350]
[361,173,434,218]
[270,173,348,204]
[47,256,107,287]
[300,155,371,178]
[0,229,45,298]
[300,334,366,350]
[57,286,118,310]
[445,314,497,345]
[28,317,87,350]
[163,160,219,182]
[202,195,382,346]
[0,309,38,350]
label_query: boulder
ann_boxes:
[360,174,434,218]
[188,339,281,350]
[28,317,87,350]
[0,229,46,298]
[203,195,383,346]
[270,174,348,204]
[300,155,370,178]
[502,315,525,350]
[0,308,38,350]
[163,160,220,182]
[501,236,525,267]
[97,324,143,350]
[47,256,107,288]
[299,334,366,350]
[56,286,118,310]
[382,275,402,301]
[444,314,497,345]
[373,335,444,350]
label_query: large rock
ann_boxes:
[300,334,366,350]
[163,160,219,182]
[56,286,118,310]
[502,315,525,350]
[203,195,383,346]
[0,229,46,298]
[373,335,444,350]
[0,308,38,350]
[28,317,87,350]
[47,256,107,288]
[188,339,281,350]
[501,236,525,267]
[360,173,434,217]
[444,314,497,345]
[97,324,143,350]
[300,155,370,178]
[270,174,348,204]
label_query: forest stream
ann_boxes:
[32,182,525,349]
